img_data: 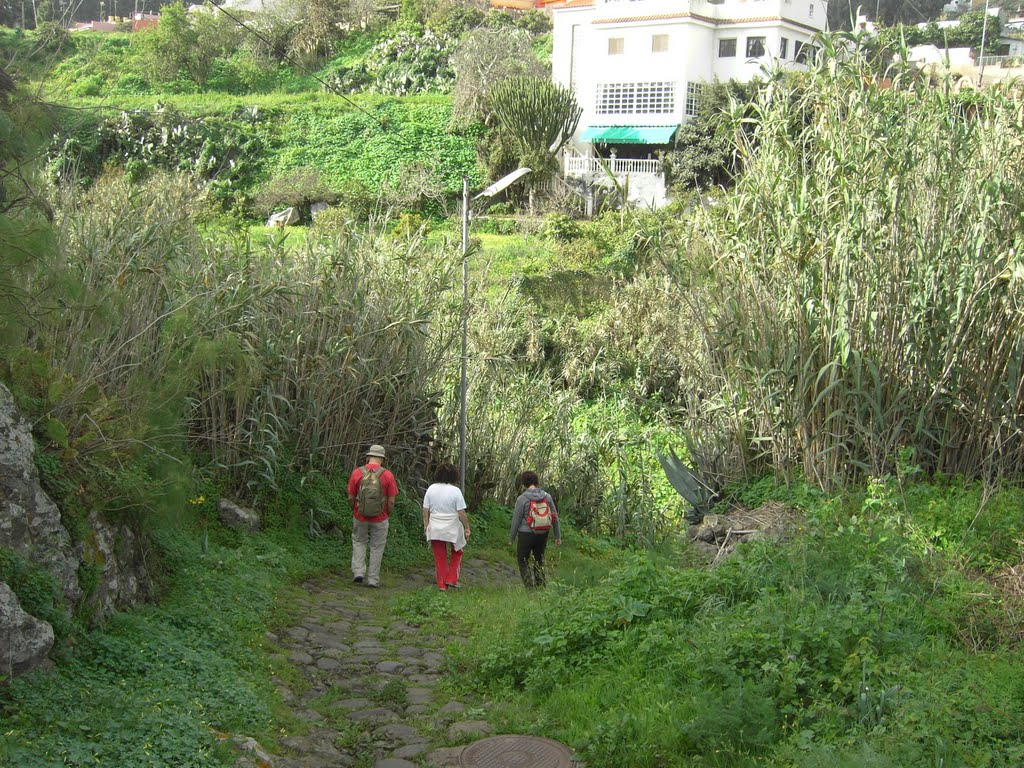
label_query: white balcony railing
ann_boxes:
[565,157,662,176]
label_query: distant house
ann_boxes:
[551,0,827,207]
[1004,34,1024,57]
[70,12,158,33]
[70,20,119,32]
[907,44,974,66]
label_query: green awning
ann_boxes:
[580,125,677,144]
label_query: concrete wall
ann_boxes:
[575,170,669,208]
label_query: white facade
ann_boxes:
[552,0,827,207]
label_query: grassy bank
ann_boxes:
[447,478,1024,767]
[0,469,437,767]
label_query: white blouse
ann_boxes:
[422,483,468,551]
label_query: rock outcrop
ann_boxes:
[0,383,81,605]
[0,582,54,676]
[219,499,260,532]
[1,383,154,675]
[267,207,300,227]
[78,511,149,618]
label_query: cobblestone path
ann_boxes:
[263,557,520,768]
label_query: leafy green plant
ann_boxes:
[539,212,581,242]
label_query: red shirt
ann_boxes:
[348,462,398,522]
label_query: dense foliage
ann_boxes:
[47,97,483,215]
[455,478,1024,766]
[673,40,1024,489]
[662,79,759,195]
[873,10,1004,54]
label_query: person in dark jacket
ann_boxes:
[509,471,561,588]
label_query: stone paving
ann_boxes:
[263,557,520,768]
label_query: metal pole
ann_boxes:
[978,0,991,86]
[459,177,470,491]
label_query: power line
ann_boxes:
[207,1,389,127]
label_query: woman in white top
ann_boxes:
[422,462,471,591]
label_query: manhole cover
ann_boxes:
[459,735,574,768]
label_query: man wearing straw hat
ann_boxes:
[348,444,398,588]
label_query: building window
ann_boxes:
[795,41,817,64]
[780,37,789,58]
[652,34,669,53]
[719,38,737,57]
[685,82,705,117]
[596,82,676,115]
[608,37,624,55]
[746,36,766,58]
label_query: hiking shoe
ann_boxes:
[445,583,460,589]
[353,576,364,584]
[366,583,380,589]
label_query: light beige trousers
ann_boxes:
[351,518,389,586]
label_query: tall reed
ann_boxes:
[679,39,1024,488]
[35,174,461,494]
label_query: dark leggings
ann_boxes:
[516,530,549,588]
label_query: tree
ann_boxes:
[288,0,348,64]
[141,2,242,87]
[827,0,947,30]
[662,80,760,196]
[488,76,581,206]
[451,27,544,124]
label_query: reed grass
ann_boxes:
[38,173,462,493]
[679,39,1024,488]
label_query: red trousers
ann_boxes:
[430,540,463,589]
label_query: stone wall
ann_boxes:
[0,383,81,606]
[0,383,151,676]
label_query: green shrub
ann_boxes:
[205,51,280,94]
[456,487,1024,766]
[427,4,486,36]
[540,212,581,242]
[69,74,104,97]
[0,548,71,643]
[514,10,552,34]
[392,211,430,237]
[112,73,152,94]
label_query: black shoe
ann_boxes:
[353,576,364,584]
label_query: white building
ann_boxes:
[907,44,975,67]
[552,0,828,207]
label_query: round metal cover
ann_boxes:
[459,735,574,768]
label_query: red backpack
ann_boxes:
[526,498,553,532]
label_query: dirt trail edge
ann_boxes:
[261,557,520,768]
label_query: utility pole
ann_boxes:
[977,0,991,85]
[456,168,531,497]
[459,177,470,492]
